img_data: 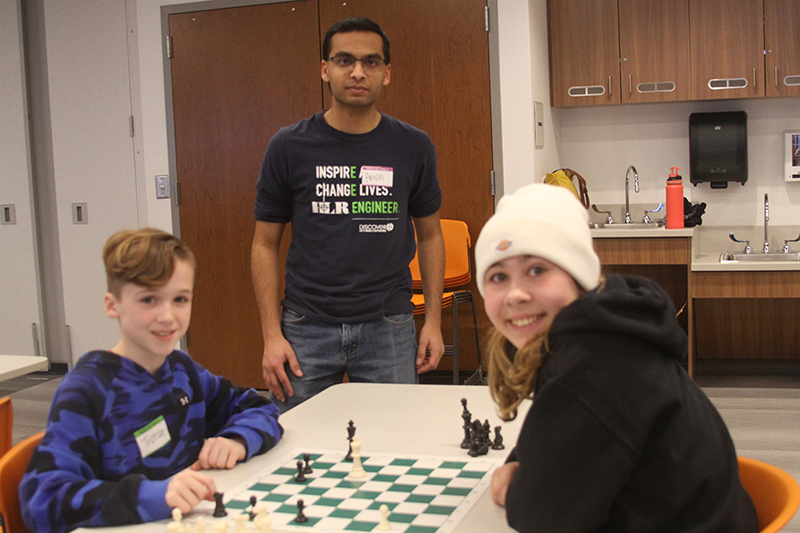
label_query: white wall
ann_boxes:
[560,98,800,227]
[39,0,140,361]
[0,0,42,356]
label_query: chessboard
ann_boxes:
[185,448,496,532]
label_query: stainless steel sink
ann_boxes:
[591,222,663,229]
[719,251,800,262]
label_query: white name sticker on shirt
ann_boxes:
[134,415,171,458]
[360,166,394,188]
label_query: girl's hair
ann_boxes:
[487,276,604,421]
[487,327,548,422]
[103,228,196,297]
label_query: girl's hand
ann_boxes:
[191,437,247,470]
[165,469,217,514]
[491,461,520,507]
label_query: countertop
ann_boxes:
[591,225,800,272]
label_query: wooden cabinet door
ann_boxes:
[548,0,620,107]
[765,0,800,97]
[689,0,764,100]
[618,0,690,103]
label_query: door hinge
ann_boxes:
[129,115,135,137]
[490,170,496,196]
[485,6,489,32]
[166,35,172,59]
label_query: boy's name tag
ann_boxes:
[134,415,171,458]
[360,166,393,188]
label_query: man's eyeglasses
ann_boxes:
[326,54,386,70]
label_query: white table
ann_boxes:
[0,354,49,382]
[76,382,532,532]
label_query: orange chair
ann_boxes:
[410,219,483,385]
[738,456,800,533]
[0,431,43,533]
[0,397,12,458]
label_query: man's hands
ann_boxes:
[191,436,247,471]
[416,320,445,373]
[490,461,520,507]
[261,335,302,402]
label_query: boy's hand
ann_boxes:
[166,469,217,514]
[491,461,520,507]
[191,436,247,470]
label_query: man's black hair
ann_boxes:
[322,17,391,65]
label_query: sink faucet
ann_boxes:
[762,193,770,254]
[624,165,639,224]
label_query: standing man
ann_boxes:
[252,17,445,411]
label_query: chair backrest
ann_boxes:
[0,431,44,533]
[0,398,12,458]
[410,219,472,289]
[738,456,800,533]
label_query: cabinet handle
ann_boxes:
[608,76,612,97]
[753,68,757,91]
[628,74,632,95]
[775,67,779,88]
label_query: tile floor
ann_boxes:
[5,372,800,531]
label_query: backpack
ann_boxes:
[544,168,590,209]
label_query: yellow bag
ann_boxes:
[544,168,590,209]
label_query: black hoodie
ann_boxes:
[504,274,758,533]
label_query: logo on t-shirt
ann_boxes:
[359,222,395,233]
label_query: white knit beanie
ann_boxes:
[475,183,601,295]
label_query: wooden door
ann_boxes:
[168,1,321,387]
[765,0,800,97]
[168,0,495,386]
[618,0,690,103]
[547,0,620,107]
[689,0,764,100]
[318,0,495,376]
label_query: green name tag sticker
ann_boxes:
[134,415,171,458]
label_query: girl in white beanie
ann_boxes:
[475,183,757,533]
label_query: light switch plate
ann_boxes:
[72,202,88,224]
[1,204,15,225]
[534,101,545,149]
[156,175,170,199]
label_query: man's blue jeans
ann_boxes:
[271,309,418,411]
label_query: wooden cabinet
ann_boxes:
[549,0,799,106]
[548,0,620,107]
[689,0,764,100]
[765,0,800,97]
[618,0,691,103]
[548,0,692,106]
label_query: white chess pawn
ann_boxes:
[168,522,183,533]
[378,503,392,530]
[233,513,248,533]
[196,517,207,533]
[172,508,183,524]
[349,436,366,478]
[213,519,229,533]
[254,503,272,533]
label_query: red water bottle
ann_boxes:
[666,167,684,229]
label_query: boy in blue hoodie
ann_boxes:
[21,228,283,532]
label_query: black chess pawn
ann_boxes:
[213,492,227,517]
[461,397,469,415]
[303,452,313,474]
[248,495,258,520]
[294,499,308,523]
[492,426,505,450]
[295,460,307,482]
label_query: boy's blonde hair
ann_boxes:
[103,228,196,297]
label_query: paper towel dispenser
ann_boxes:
[689,111,747,188]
